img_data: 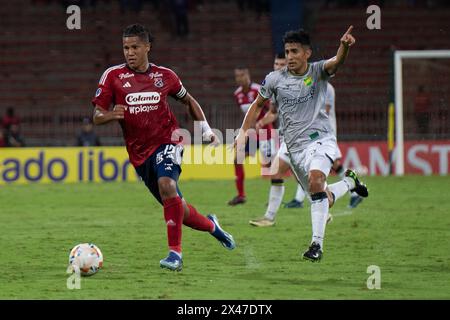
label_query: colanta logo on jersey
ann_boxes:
[126,92,160,105]
[125,92,161,114]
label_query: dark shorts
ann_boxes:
[135,143,183,205]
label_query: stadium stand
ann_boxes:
[310,4,450,140]
[0,1,449,145]
[0,0,273,146]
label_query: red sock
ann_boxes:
[162,196,184,254]
[234,163,245,197]
[183,204,214,232]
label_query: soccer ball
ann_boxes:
[355,165,369,176]
[68,243,103,276]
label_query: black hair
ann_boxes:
[123,24,154,43]
[275,52,285,59]
[283,29,311,47]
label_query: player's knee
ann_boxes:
[308,174,325,193]
[272,159,289,179]
[272,172,284,180]
[158,178,178,200]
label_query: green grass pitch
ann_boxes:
[0,176,449,299]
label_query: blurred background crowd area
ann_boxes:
[1,0,449,146]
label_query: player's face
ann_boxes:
[273,58,287,71]
[123,36,150,71]
[285,43,311,74]
[234,69,251,87]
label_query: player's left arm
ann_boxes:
[179,92,217,144]
[324,26,355,76]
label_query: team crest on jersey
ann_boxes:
[95,88,102,97]
[154,78,164,88]
[304,76,313,86]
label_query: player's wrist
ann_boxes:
[200,120,213,139]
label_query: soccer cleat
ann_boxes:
[302,242,323,262]
[345,169,369,198]
[208,214,236,250]
[283,199,304,208]
[160,251,183,271]
[348,195,364,209]
[249,217,275,227]
[228,196,246,206]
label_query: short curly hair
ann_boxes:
[123,24,154,43]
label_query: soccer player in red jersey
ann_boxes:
[92,24,235,271]
[228,67,276,206]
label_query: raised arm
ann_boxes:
[324,26,356,76]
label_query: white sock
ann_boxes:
[328,180,351,201]
[350,191,359,197]
[264,184,285,221]
[311,197,329,249]
[295,184,306,202]
[344,176,355,190]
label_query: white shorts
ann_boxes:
[288,135,340,193]
[335,144,342,159]
[276,141,291,165]
[277,140,341,164]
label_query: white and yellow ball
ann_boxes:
[68,243,103,276]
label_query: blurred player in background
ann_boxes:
[249,52,300,227]
[92,24,235,272]
[228,67,276,206]
[236,27,368,262]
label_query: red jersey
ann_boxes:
[1,115,20,130]
[92,63,186,167]
[234,82,273,140]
